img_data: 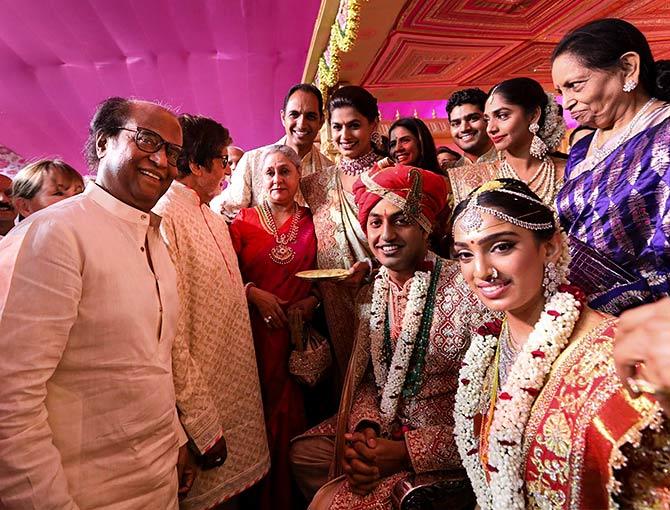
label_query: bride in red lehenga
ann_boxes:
[451,178,670,509]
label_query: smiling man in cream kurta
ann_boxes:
[0,98,187,508]
[154,114,269,510]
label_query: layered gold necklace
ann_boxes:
[257,201,302,265]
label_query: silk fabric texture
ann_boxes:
[557,102,670,315]
[230,204,317,510]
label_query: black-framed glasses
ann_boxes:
[116,127,183,167]
[214,154,230,167]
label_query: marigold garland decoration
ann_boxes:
[315,0,363,101]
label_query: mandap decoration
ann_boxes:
[315,0,363,102]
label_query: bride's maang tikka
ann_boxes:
[453,180,555,235]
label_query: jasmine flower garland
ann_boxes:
[454,287,583,510]
[369,260,440,426]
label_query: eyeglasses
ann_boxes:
[116,127,183,167]
[214,154,230,167]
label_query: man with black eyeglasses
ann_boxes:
[215,82,332,220]
[0,97,193,508]
[153,114,270,510]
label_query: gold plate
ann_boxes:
[295,269,350,280]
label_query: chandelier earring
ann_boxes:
[529,122,549,159]
[542,261,560,298]
[623,80,638,93]
[370,131,382,147]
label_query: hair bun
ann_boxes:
[656,60,670,101]
[539,93,566,152]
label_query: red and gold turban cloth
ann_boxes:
[353,163,447,233]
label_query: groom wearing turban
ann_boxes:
[290,163,490,510]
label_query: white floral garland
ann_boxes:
[369,266,431,425]
[539,92,566,152]
[454,289,582,509]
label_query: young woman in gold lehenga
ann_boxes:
[300,85,386,385]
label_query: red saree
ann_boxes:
[229,205,317,510]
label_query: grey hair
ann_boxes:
[260,145,302,172]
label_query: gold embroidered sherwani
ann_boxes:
[154,182,269,510]
[293,255,492,509]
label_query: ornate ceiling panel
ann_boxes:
[342,0,670,102]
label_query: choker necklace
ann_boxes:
[591,97,656,162]
[257,201,302,265]
[497,156,556,205]
[339,150,378,176]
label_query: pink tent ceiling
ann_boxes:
[0,0,321,174]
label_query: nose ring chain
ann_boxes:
[490,267,498,280]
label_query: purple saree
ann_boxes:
[557,102,670,315]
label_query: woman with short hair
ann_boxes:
[229,145,318,510]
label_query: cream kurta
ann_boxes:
[0,183,182,509]
[215,136,332,220]
[155,181,269,510]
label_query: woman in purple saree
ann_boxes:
[552,18,670,315]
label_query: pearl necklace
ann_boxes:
[497,157,557,205]
[590,97,656,162]
[339,150,378,176]
[454,287,584,510]
[257,201,302,265]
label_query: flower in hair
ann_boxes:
[538,93,566,152]
[476,180,505,195]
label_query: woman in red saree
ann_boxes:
[230,145,318,510]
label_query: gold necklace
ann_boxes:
[257,201,302,265]
[498,156,556,205]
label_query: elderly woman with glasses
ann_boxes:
[229,144,320,510]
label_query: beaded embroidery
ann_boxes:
[340,149,379,176]
[257,201,303,265]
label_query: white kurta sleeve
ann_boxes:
[220,151,253,220]
[0,219,82,509]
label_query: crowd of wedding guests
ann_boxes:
[0,17,669,510]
